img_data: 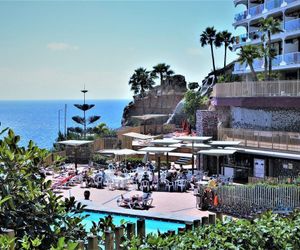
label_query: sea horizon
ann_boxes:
[0,99,129,149]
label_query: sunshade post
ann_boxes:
[216,155,219,178]
[191,141,194,175]
[157,153,161,188]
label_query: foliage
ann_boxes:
[216,74,232,83]
[151,63,175,86]
[258,17,283,80]
[257,71,280,81]
[215,30,235,68]
[124,210,300,249]
[92,154,108,165]
[183,90,207,127]
[92,122,116,138]
[237,45,261,81]
[129,67,155,97]
[200,26,218,74]
[0,129,88,249]
[188,82,199,90]
[123,157,144,166]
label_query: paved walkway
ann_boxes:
[60,184,210,222]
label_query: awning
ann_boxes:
[123,132,155,140]
[131,114,169,121]
[98,148,137,156]
[139,147,177,153]
[226,147,300,161]
[198,149,237,156]
[58,140,93,147]
[209,141,241,147]
[151,138,181,145]
[173,136,212,142]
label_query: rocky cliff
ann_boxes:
[122,75,187,126]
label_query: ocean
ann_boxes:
[0,100,129,149]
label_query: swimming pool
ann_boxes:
[81,211,185,234]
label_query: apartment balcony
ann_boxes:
[266,0,284,11]
[249,3,264,17]
[233,51,300,74]
[218,127,300,152]
[234,10,248,23]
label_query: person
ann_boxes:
[140,172,151,192]
[171,164,177,171]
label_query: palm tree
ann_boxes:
[200,27,217,74]
[128,67,155,97]
[216,31,235,68]
[237,45,261,81]
[259,17,283,79]
[152,63,174,86]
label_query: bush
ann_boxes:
[123,210,300,249]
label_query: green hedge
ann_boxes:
[123,211,300,249]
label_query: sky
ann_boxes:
[0,0,245,100]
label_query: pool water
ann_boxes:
[81,211,185,235]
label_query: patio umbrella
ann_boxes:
[173,136,212,174]
[198,149,237,177]
[58,140,93,173]
[209,141,241,148]
[131,114,170,134]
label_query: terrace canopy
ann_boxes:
[139,146,176,183]
[131,114,170,134]
[173,136,212,173]
[151,138,181,167]
[209,141,241,148]
[123,132,155,140]
[58,140,93,173]
[98,148,137,165]
[198,149,237,177]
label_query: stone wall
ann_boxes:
[122,75,187,126]
[229,107,300,132]
[196,110,218,138]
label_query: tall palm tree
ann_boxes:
[237,45,261,81]
[259,17,283,79]
[152,63,174,86]
[200,27,217,74]
[216,30,235,68]
[128,67,155,97]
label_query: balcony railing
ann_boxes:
[272,54,282,67]
[286,0,298,3]
[285,18,300,32]
[266,0,283,11]
[234,62,247,72]
[218,127,300,152]
[235,34,248,45]
[213,80,300,98]
[249,4,264,17]
[234,10,248,22]
[284,52,300,65]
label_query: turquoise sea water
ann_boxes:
[80,211,185,235]
[0,100,129,149]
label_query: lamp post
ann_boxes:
[58,109,63,134]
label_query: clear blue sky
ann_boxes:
[0,0,244,100]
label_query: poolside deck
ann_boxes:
[60,184,211,222]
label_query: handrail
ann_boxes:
[218,127,300,152]
[213,80,300,98]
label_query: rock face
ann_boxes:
[122,75,187,126]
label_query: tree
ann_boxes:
[200,27,218,74]
[237,45,261,81]
[216,30,235,68]
[259,17,282,80]
[0,129,87,249]
[188,82,199,90]
[152,63,174,86]
[128,68,155,97]
[183,90,207,128]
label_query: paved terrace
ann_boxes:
[59,184,211,222]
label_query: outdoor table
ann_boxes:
[196,180,209,186]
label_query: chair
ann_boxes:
[176,179,187,192]
[94,175,103,189]
[107,180,115,191]
[165,180,174,192]
[141,180,151,193]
